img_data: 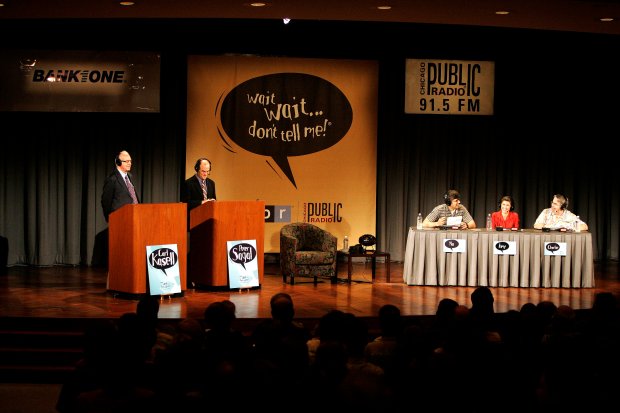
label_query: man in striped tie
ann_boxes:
[181,157,217,218]
[101,150,140,222]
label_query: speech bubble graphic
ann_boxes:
[229,242,257,270]
[148,247,178,276]
[219,73,353,188]
[546,243,560,254]
[445,239,459,251]
[495,241,509,253]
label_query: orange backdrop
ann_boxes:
[186,55,378,252]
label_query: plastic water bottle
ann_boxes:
[343,235,349,251]
[574,216,581,233]
[486,213,492,231]
[417,213,423,230]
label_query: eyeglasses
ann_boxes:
[200,169,211,174]
[121,160,132,163]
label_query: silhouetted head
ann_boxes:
[471,286,495,315]
[270,292,295,322]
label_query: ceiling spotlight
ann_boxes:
[19,59,37,71]
[119,1,135,6]
[250,2,266,6]
[495,10,510,15]
[283,18,291,25]
[377,6,392,10]
[600,17,614,22]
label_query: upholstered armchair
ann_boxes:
[280,223,338,285]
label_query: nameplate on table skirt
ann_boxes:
[544,242,567,256]
[443,239,466,253]
[493,240,516,255]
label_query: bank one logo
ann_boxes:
[265,205,292,222]
[32,69,126,83]
[303,202,342,223]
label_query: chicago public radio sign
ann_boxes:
[404,59,495,115]
[263,203,344,224]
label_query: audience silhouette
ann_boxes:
[55,291,620,413]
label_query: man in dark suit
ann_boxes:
[101,150,139,222]
[181,157,216,214]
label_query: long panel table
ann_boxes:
[403,228,594,288]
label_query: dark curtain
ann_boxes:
[377,32,620,261]
[0,19,618,267]
[0,112,181,266]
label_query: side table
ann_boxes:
[339,250,391,283]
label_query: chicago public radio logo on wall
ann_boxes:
[304,202,343,223]
[405,59,495,115]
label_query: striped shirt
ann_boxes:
[425,204,474,224]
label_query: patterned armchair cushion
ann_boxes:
[280,223,337,283]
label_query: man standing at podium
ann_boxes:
[101,150,139,222]
[181,157,216,214]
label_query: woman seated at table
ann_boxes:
[491,195,519,229]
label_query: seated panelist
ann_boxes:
[491,195,519,229]
[533,194,588,231]
[423,189,476,230]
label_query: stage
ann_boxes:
[1,258,619,322]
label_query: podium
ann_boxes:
[108,203,187,294]
[189,200,265,288]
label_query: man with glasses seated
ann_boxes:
[101,150,139,222]
[533,194,588,231]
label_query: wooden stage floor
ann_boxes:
[1,259,619,321]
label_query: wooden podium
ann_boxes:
[189,200,265,288]
[108,203,187,294]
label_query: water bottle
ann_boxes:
[574,216,581,233]
[343,235,349,251]
[417,213,423,230]
[486,213,492,231]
